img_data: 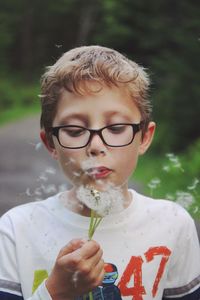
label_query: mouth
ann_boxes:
[86,166,112,179]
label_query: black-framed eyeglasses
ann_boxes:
[50,121,144,149]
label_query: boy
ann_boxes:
[0,45,199,300]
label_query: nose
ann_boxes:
[86,132,107,156]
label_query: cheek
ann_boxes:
[116,147,139,178]
[56,149,93,186]
[56,150,80,177]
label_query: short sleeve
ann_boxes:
[0,213,22,297]
[163,213,200,298]
[28,280,52,300]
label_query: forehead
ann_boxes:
[53,83,141,124]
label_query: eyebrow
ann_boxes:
[104,111,134,121]
[59,114,87,124]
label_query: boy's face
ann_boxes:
[41,83,155,194]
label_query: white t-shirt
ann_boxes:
[0,189,199,300]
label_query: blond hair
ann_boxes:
[40,45,152,137]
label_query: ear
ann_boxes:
[139,121,156,155]
[40,130,58,160]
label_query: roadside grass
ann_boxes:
[0,106,40,126]
[0,78,40,126]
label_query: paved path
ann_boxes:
[0,115,68,216]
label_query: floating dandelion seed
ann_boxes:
[45,167,56,175]
[35,142,42,151]
[38,173,48,182]
[34,186,42,196]
[58,184,68,192]
[25,188,33,197]
[81,157,98,171]
[38,94,46,98]
[187,178,199,191]
[73,171,81,177]
[166,153,184,172]
[69,157,76,163]
[42,184,57,194]
[193,206,199,214]
[166,153,174,159]
[165,193,175,201]
[64,158,76,166]
[163,165,170,172]
[175,191,194,209]
[148,178,161,196]
[29,141,42,151]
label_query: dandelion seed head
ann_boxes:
[76,184,124,216]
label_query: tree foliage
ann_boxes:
[0,0,199,152]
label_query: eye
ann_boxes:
[61,126,86,137]
[107,124,127,134]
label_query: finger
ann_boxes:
[87,247,103,269]
[57,240,101,272]
[90,258,105,282]
[79,259,105,288]
[58,238,87,258]
[94,264,105,287]
[79,240,101,259]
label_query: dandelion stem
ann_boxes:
[87,189,103,299]
[88,209,102,240]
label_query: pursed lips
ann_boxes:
[86,166,112,178]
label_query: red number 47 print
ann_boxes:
[118,246,171,300]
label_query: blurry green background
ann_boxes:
[0,0,199,217]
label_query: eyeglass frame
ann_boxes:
[49,121,144,149]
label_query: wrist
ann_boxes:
[45,278,73,300]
